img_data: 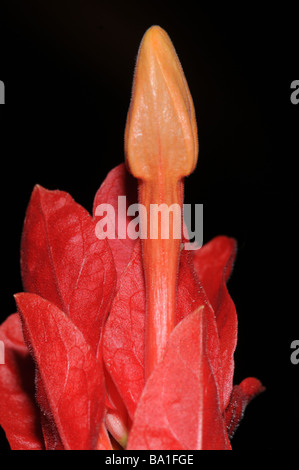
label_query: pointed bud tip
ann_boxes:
[14,292,29,303]
[139,25,174,57]
[32,184,50,198]
[14,292,25,310]
[33,184,44,193]
[125,25,198,181]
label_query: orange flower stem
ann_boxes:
[139,178,184,378]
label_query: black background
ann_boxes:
[0,1,298,450]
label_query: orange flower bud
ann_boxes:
[125,25,198,181]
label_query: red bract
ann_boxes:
[15,294,105,450]
[127,307,231,450]
[0,314,43,450]
[0,25,264,450]
[21,185,116,358]
[93,164,137,286]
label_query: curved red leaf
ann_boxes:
[15,293,105,450]
[103,241,145,419]
[177,249,224,409]
[176,249,210,324]
[192,236,237,309]
[127,307,231,450]
[225,377,265,439]
[21,185,116,357]
[93,164,138,284]
[0,314,44,450]
[192,236,238,408]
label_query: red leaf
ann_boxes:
[103,241,145,419]
[193,236,238,408]
[176,249,210,324]
[192,236,237,309]
[225,377,265,439]
[176,249,224,410]
[15,293,105,450]
[0,314,44,450]
[93,164,138,284]
[127,307,231,450]
[21,185,116,357]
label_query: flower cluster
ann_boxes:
[0,26,263,450]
